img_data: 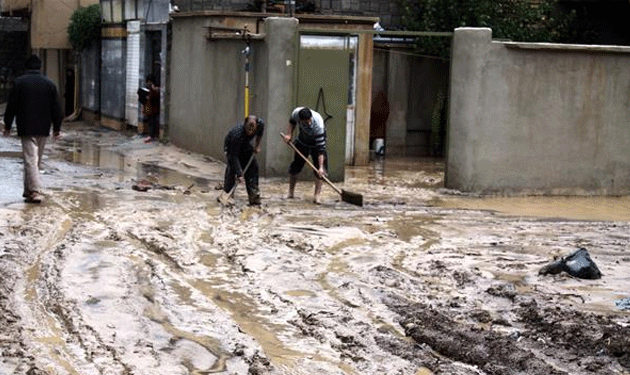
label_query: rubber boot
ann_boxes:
[247,186,261,206]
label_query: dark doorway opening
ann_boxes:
[145,31,162,83]
[64,67,75,116]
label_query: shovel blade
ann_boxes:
[217,191,234,206]
[341,189,363,207]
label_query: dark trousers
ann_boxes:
[223,151,260,205]
[147,113,159,139]
[288,141,328,178]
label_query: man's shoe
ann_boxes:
[25,192,43,204]
[248,195,261,206]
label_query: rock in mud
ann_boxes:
[539,248,602,279]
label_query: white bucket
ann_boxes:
[373,138,385,156]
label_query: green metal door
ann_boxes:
[297,35,351,182]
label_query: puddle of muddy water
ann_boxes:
[60,140,218,190]
[0,157,24,205]
[138,162,216,190]
[62,140,127,171]
[347,157,445,188]
[347,157,630,223]
[437,195,630,221]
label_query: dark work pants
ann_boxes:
[288,141,328,178]
[223,150,260,205]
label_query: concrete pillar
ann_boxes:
[445,27,492,189]
[262,17,299,177]
[354,33,373,166]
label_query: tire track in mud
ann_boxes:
[92,197,274,375]
[3,191,265,375]
[18,201,136,375]
[0,203,97,375]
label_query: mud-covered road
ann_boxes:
[1,122,629,375]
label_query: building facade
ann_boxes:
[94,0,171,131]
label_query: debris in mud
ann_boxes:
[539,247,602,279]
[131,179,176,192]
[486,283,517,301]
[245,352,272,375]
[615,298,630,310]
[183,183,194,195]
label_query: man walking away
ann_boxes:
[223,115,264,206]
[3,55,63,204]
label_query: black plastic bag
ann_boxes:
[539,248,602,279]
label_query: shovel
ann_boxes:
[281,132,363,206]
[218,153,255,205]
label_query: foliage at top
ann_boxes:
[68,4,102,51]
[398,0,578,59]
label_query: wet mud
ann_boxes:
[0,123,629,375]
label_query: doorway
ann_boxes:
[145,30,161,83]
[297,34,357,182]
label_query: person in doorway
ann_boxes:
[3,55,63,204]
[282,106,327,204]
[223,115,264,206]
[142,74,160,143]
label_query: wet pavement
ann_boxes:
[0,120,629,375]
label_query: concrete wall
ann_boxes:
[31,0,99,49]
[447,27,630,195]
[171,16,362,179]
[169,14,375,177]
[262,18,298,177]
[169,16,279,172]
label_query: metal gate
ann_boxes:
[297,34,357,182]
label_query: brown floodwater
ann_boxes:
[347,156,630,222]
[437,195,630,222]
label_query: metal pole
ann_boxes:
[242,38,251,117]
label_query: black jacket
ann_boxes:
[4,70,63,137]
[224,122,264,176]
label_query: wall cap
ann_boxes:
[502,41,630,54]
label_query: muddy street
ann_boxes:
[1,123,629,375]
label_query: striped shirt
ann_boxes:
[290,107,326,153]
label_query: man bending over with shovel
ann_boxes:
[283,107,327,204]
[221,115,264,206]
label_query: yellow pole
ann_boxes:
[243,42,251,117]
[244,76,249,117]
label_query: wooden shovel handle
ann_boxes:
[227,153,255,196]
[280,132,342,195]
